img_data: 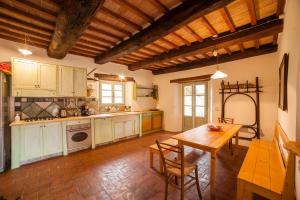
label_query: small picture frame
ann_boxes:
[279,53,289,110]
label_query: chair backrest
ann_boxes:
[155,140,184,176]
[218,117,234,124]
[273,121,295,200]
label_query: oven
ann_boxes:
[66,121,91,153]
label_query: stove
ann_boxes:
[24,117,57,122]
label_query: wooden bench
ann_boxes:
[149,138,178,173]
[237,122,296,200]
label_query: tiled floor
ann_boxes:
[0,131,247,200]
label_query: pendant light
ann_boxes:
[211,49,227,79]
[18,34,32,56]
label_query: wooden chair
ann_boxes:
[149,138,178,173]
[156,140,202,200]
[218,117,235,153]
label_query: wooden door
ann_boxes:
[42,122,62,156]
[20,124,42,162]
[183,83,208,131]
[94,118,113,144]
[13,58,39,90]
[152,112,162,130]
[73,68,87,97]
[39,63,57,91]
[59,66,74,96]
[142,113,152,133]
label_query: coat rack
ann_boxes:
[219,77,262,140]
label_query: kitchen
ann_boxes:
[0,0,300,200]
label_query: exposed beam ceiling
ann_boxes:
[129,17,283,71]
[95,0,234,64]
[152,44,277,75]
[47,0,104,59]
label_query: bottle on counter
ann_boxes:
[15,113,20,122]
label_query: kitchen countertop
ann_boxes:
[10,111,143,126]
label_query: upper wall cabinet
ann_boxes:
[12,58,87,97]
[12,58,57,97]
[58,66,87,97]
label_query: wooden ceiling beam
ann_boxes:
[0,28,48,47]
[82,33,115,46]
[0,33,47,49]
[183,25,203,42]
[273,34,278,45]
[277,0,286,16]
[0,21,51,41]
[92,18,132,37]
[15,0,57,18]
[150,43,169,52]
[0,2,55,30]
[224,47,232,55]
[48,0,103,59]
[159,38,178,49]
[219,7,235,32]
[101,7,142,31]
[0,13,52,36]
[75,43,104,53]
[148,0,169,13]
[201,16,218,36]
[114,0,153,23]
[77,39,109,50]
[140,47,161,55]
[152,44,278,75]
[239,43,245,52]
[128,17,283,70]
[87,26,123,41]
[245,0,257,25]
[69,51,95,58]
[95,0,234,64]
[170,32,191,46]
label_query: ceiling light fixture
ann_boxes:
[211,49,227,79]
[119,74,125,80]
[18,34,32,56]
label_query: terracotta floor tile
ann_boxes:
[0,131,248,200]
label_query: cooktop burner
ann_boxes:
[24,117,57,122]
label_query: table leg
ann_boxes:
[210,151,217,197]
[235,131,239,153]
[159,157,164,173]
[149,150,153,168]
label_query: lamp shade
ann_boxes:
[211,70,228,79]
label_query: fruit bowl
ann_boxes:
[207,124,223,131]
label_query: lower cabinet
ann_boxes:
[20,122,62,163]
[142,111,163,134]
[94,118,113,145]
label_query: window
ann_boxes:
[100,82,124,104]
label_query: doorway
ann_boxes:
[182,82,208,131]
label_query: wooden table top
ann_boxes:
[172,123,243,152]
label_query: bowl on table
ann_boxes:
[207,124,223,131]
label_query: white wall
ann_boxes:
[0,39,157,111]
[154,52,279,142]
[277,0,300,198]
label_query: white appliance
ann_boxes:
[66,122,92,153]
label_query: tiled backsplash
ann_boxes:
[14,97,130,119]
[14,97,102,119]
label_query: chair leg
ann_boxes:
[195,167,202,199]
[164,175,169,200]
[180,176,184,200]
[229,138,233,155]
[175,175,178,185]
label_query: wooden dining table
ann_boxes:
[172,123,242,197]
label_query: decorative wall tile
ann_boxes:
[46,103,60,117]
[22,103,43,118]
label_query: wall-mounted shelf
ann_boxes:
[133,84,158,100]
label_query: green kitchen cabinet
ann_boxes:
[19,122,63,164]
[94,118,113,145]
[42,122,63,156]
[20,124,43,162]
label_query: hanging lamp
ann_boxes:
[18,34,32,55]
[211,49,227,79]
